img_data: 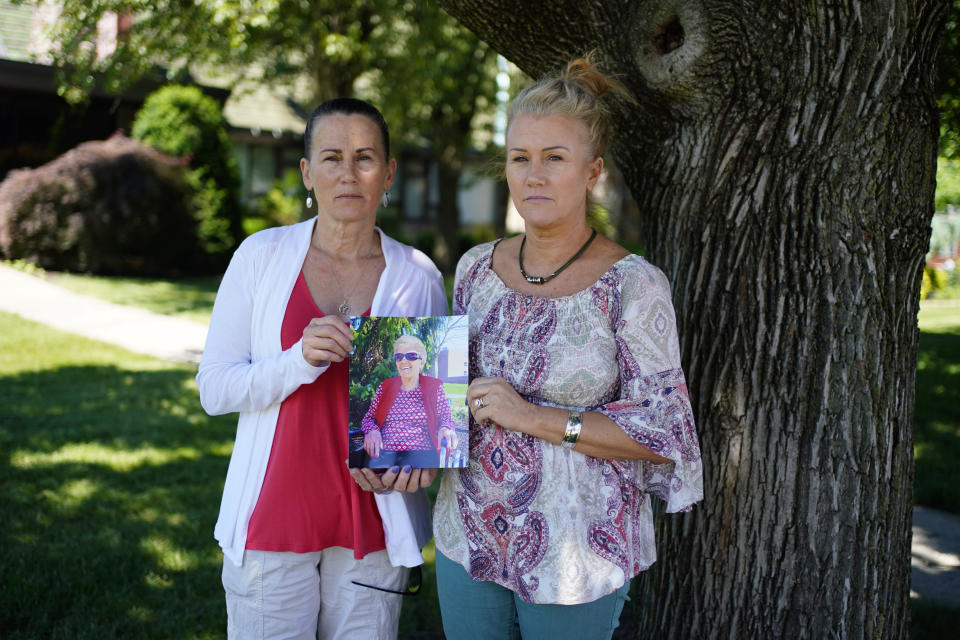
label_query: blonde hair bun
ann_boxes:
[561,54,630,102]
[507,51,632,158]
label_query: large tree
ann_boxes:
[371,0,499,270]
[435,1,946,638]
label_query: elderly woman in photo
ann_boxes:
[431,55,703,640]
[197,98,446,640]
[361,335,459,469]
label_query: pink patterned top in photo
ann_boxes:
[362,383,455,450]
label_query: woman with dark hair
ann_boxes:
[197,98,447,639]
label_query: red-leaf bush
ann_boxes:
[0,132,207,276]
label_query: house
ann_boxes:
[0,1,506,237]
[1,1,638,244]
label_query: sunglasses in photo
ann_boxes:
[394,352,422,362]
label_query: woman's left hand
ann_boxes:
[467,376,533,434]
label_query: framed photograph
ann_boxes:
[347,315,469,469]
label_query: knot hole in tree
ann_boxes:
[653,16,684,55]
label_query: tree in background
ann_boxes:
[435,1,945,638]
[41,0,501,272]
[938,1,960,160]
[131,85,242,269]
[367,0,499,270]
[43,0,386,107]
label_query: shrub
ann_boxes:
[457,224,497,255]
[921,266,958,300]
[0,133,204,276]
[244,169,305,235]
[132,85,242,268]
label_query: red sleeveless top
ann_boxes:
[245,271,385,557]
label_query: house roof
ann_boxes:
[208,77,306,138]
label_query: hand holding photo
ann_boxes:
[347,315,469,469]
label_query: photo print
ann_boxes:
[347,315,469,469]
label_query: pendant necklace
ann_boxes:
[318,245,373,318]
[518,228,598,285]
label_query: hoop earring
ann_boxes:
[381,191,390,208]
[305,190,314,208]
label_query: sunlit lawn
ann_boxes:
[49,272,221,324]
[914,302,960,513]
[0,311,442,639]
[0,311,233,638]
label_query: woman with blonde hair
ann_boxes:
[431,55,703,639]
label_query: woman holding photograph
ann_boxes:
[360,335,459,468]
[432,55,703,639]
[197,97,446,640]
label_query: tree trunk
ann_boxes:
[435,159,462,273]
[435,1,946,638]
[432,107,477,272]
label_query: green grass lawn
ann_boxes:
[914,302,960,513]
[0,311,442,639]
[0,311,233,638]
[48,271,221,324]
[2,272,957,637]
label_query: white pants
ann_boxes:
[222,547,409,640]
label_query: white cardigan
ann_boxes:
[197,219,448,568]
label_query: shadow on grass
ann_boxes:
[0,361,446,640]
[914,329,960,513]
[0,365,235,640]
[910,598,960,639]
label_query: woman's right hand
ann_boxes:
[301,316,354,367]
[363,430,382,459]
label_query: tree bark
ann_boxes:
[436,1,947,638]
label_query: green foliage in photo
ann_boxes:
[936,159,960,210]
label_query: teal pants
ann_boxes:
[436,550,631,640]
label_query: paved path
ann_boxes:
[912,506,960,606]
[0,263,207,363]
[1,262,958,607]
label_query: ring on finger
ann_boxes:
[474,397,485,409]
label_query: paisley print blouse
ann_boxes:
[433,241,703,605]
